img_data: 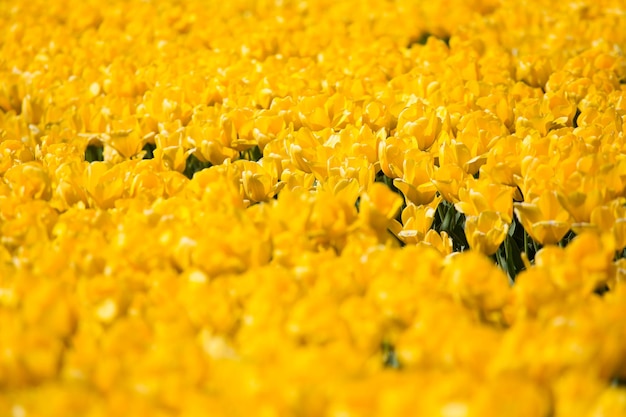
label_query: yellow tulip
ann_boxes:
[514,190,573,245]
[392,197,441,245]
[590,198,626,251]
[363,99,392,131]
[235,159,282,204]
[4,162,52,200]
[395,99,443,151]
[515,55,554,89]
[475,89,515,130]
[220,108,257,151]
[129,170,165,202]
[153,128,194,173]
[442,251,511,312]
[0,139,34,175]
[456,177,515,223]
[589,387,626,417]
[393,149,438,206]
[377,136,408,179]
[431,163,466,203]
[297,94,332,130]
[359,182,404,242]
[188,124,239,166]
[464,211,509,256]
[418,229,454,256]
[562,233,615,291]
[83,161,126,209]
[442,111,507,175]
[438,138,479,175]
[558,188,608,226]
[287,127,321,174]
[103,127,145,160]
[472,375,553,417]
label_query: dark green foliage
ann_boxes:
[612,377,626,386]
[353,169,609,281]
[406,32,450,48]
[374,171,407,229]
[85,145,104,162]
[493,213,534,282]
[381,342,401,369]
[142,143,156,159]
[240,146,262,162]
[183,153,212,179]
[432,200,468,252]
[594,284,610,297]
[572,108,581,128]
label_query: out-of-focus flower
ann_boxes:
[442,251,511,312]
[0,139,35,174]
[589,387,626,417]
[560,233,615,293]
[590,198,626,251]
[4,162,52,200]
[359,182,404,242]
[472,374,553,417]
[306,184,360,252]
[516,55,554,88]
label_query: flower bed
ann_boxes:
[1,0,626,415]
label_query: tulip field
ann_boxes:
[2,0,626,415]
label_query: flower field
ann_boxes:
[2,0,626,415]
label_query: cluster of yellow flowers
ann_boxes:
[2,0,626,415]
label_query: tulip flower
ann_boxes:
[464,211,510,255]
[378,136,409,179]
[431,162,466,203]
[358,182,404,242]
[82,161,126,209]
[4,162,52,200]
[415,230,452,255]
[456,177,515,223]
[4,0,626,413]
[395,99,443,151]
[234,159,283,204]
[393,149,438,206]
[590,199,626,251]
[514,190,573,245]
[390,196,441,245]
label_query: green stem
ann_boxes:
[504,236,516,283]
[523,230,529,258]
